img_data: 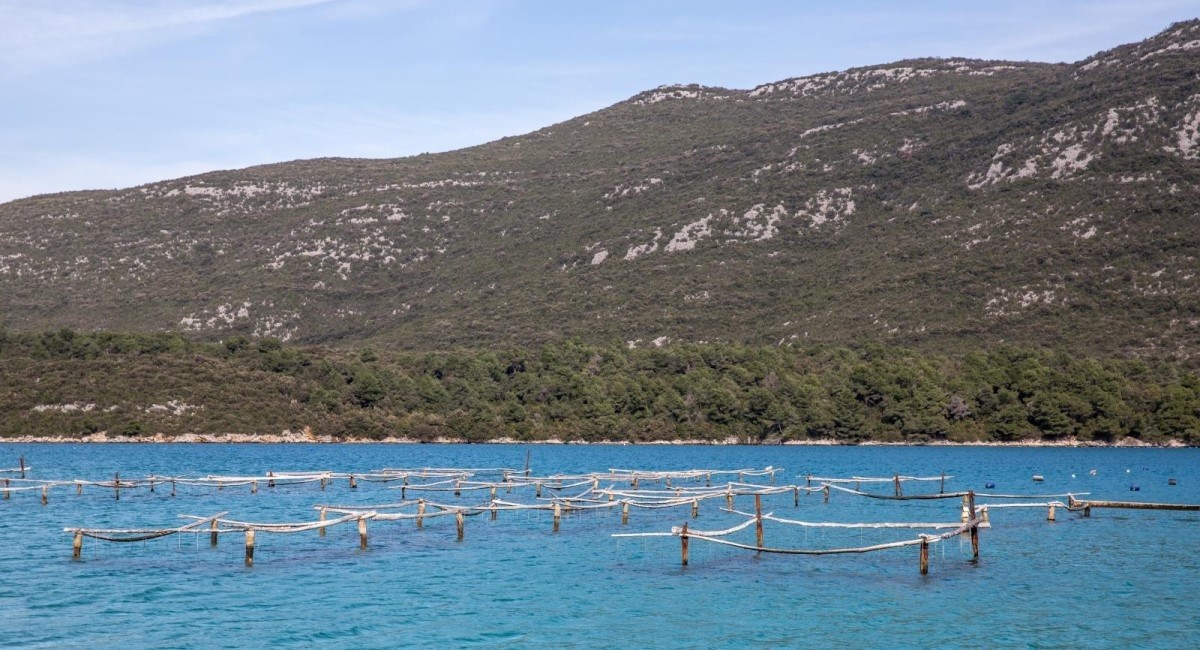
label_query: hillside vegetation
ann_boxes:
[3,330,1197,444]
[0,23,1198,361]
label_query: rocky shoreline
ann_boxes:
[0,431,1189,447]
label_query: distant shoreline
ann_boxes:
[0,432,1190,447]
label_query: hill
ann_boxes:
[1,21,1199,361]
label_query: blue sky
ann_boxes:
[2,0,1198,202]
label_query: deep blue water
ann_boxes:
[0,444,1197,649]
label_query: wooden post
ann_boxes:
[320,476,326,491]
[894,474,902,497]
[981,507,990,524]
[19,456,25,479]
[210,519,219,547]
[793,487,799,507]
[149,478,155,493]
[268,471,275,488]
[961,495,969,523]
[553,502,561,533]
[681,522,690,567]
[726,488,733,510]
[251,480,258,494]
[358,516,368,550]
[919,538,929,575]
[1047,505,1056,521]
[535,482,542,498]
[73,530,83,559]
[706,473,711,487]
[319,508,327,537]
[456,510,465,541]
[245,529,255,567]
[417,500,425,529]
[632,477,638,491]
[401,486,406,499]
[691,499,699,519]
[3,478,9,499]
[76,481,83,496]
[1084,506,1091,517]
[171,480,176,497]
[968,490,979,561]
[41,485,48,505]
[823,485,830,503]
[350,475,357,490]
[622,501,629,525]
[755,493,764,549]
[453,480,460,497]
[114,472,120,501]
[940,472,946,494]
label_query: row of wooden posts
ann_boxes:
[678,491,981,574]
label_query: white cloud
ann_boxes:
[0,0,345,73]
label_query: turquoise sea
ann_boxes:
[0,443,1197,649]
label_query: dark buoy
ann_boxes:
[1130,485,1140,492]
[985,482,995,489]
[1169,478,1178,486]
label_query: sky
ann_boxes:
[1,0,1199,203]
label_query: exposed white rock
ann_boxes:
[665,216,713,252]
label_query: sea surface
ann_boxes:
[0,443,1197,649]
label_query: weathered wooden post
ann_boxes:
[73,530,83,559]
[961,495,970,523]
[210,519,219,547]
[940,472,946,494]
[319,507,328,537]
[76,481,83,496]
[267,471,275,488]
[251,480,258,494]
[691,499,699,518]
[681,522,690,567]
[349,475,357,490]
[41,485,48,505]
[453,480,460,497]
[622,501,629,525]
[793,487,800,507]
[3,478,9,499]
[245,529,255,567]
[632,477,638,491]
[553,502,562,533]
[417,500,425,529]
[894,474,902,497]
[823,485,830,503]
[456,510,465,541]
[1047,504,1056,521]
[535,482,542,498]
[149,478,155,493]
[320,476,326,491]
[919,538,929,575]
[755,493,764,549]
[706,473,712,487]
[114,472,120,501]
[19,456,25,479]
[981,507,990,524]
[968,490,979,561]
[171,480,176,497]
[358,516,368,550]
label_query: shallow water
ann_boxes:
[0,444,1197,649]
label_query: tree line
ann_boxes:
[1,328,1197,444]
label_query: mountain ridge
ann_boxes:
[2,20,1198,361]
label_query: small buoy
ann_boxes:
[985,482,995,489]
[1126,469,1131,473]
[1130,485,1140,492]
[1032,475,1044,482]
[1169,478,1178,486]
[1089,469,1097,476]
[1071,474,1076,479]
